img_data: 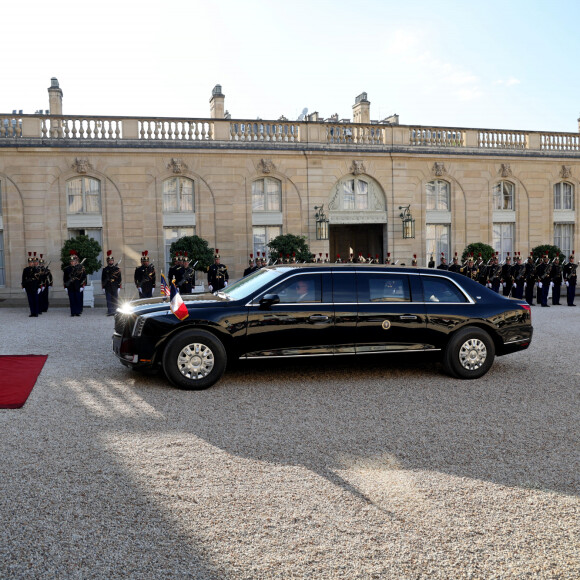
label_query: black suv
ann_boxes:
[113,265,533,389]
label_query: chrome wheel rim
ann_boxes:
[177,343,215,380]
[458,338,487,371]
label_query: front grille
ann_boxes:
[114,313,134,336]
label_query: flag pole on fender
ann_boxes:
[168,276,189,321]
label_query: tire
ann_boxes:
[162,329,227,390]
[443,327,495,380]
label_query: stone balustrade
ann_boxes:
[2,113,580,154]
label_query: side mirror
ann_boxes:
[259,294,280,309]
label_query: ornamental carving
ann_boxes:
[72,158,92,174]
[167,158,187,174]
[432,162,446,176]
[258,159,275,174]
[560,165,572,179]
[350,160,366,175]
[499,164,512,178]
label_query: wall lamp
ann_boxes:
[314,204,329,240]
[399,205,415,239]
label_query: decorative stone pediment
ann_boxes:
[257,159,275,174]
[560,165,572,179]
[432,162,446,176]
[167,158,187,174]
[72,158,92,174]
[499,164,512,178]
[350,160,365,175]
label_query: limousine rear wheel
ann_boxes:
[163,330,227,390]
[443,327,495,379]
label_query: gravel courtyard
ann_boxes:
[0,304,578,579]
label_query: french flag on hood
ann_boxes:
[169,281,189,321]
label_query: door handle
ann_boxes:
[399,315,418,320]
[309,314,329,322]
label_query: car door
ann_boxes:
[243,272,336,357]
[355,271,428,353]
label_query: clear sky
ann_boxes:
[2,0,579,132]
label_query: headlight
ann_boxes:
[118,301,134,315]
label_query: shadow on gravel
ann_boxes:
[127,352,578,499]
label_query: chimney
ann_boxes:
[352,92,370,124]
[48,77,63,115]
[210,84,225,119]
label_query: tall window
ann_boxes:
[67,177,101,214]
[493,181,514,210]
[426,224,450,265]
[164,227,195,268]
[426,180,450,211]
[253,226,282,260]
[493,223,514,259]
[554,182,574,210]
[554,224,574,258]
[252,178,281,211]
[0,231,4,286]
[163,177,194,213]
[342,179,368,210]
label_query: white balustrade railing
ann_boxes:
[41,117,123,139]
[478,130,527,149]
[409,127,464,147]
[0,116,22,137]
[229,121,300,142]
[138,119,213,140]
[325,123,385,145]
[541,133,580,151]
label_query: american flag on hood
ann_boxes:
[160,272,171,297]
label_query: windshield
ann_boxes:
[223,268,287,301]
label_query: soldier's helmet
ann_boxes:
[106,250,114,262]
[141,251,149,263]
[39,253,45,265]
[214,249,220,260]
[69,250,78,262]
[411,254,418,266]
[27,251,34,263]
[249,253,254,264]
[182,252,190,263]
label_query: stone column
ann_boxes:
[48,77,63,137]
[210,84,225,119]
[352,92,370,124]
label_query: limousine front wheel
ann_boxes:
[443,327,495,379]
[163,330,227,390]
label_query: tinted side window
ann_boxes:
[332,272,356,302]
[267,274,321,303]
[422,276,468,303]
[357,273,411,302]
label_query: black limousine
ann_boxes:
[113,264,533,389]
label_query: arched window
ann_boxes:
[554,182,574,210]
[67,177,101,214]
[163,177,194,213]
[426,180,450,211]
[341,178,368,210]
[493,181,514,210]
[252,177,281,211]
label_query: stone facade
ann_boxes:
[0,79,578,299]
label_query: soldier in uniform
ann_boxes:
[524,254,536,305]
[510,253,526,299]
[448,253,461,273]
[243,254,257,277]
[207,249,229,292]
[489,255,502,293]
[168,252,182,285]
[437,253,449,270]
[101,250,122,316]
[22,252,41,317]
[178,253,195,294]
[428,255,435,268]
[384,252,391,265]
[463,256,478,281]
[501,254,513,296]
[63,250,87,317]
[134,251,156,298]
[563,252,577,306]
[411,254,418,267]
[535,254,551,307]
[38,254,53,313]
[550,255,563,305]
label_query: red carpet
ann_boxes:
[0,355,48,409]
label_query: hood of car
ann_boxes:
[117,292,228,316]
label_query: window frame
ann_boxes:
[492,181,515,211]
[426,224,451,267]
[426,180,451,211]
[66,176,102,215]
[492,222,514,260]
[252,177,282,212]
[554,182,574,211]
[554,223,574,258]
[163,177,195,214]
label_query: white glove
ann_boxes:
[566,281,570,287]
[65,288,68,294]
[224,281,228,287]
[102,289,106,294]
[151,288,155,295]
[550,282,554,288]
[486,283,491,288]
[118,288,121,295]
[22,288,26,292]
[502,282,506,287]
[80,287,84,293]
[138,287,142,292]
[209,285,213,292]
[37,288,41,294]
[512,283,517,288]
[538,282,542,288]
[524,282,527,288]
